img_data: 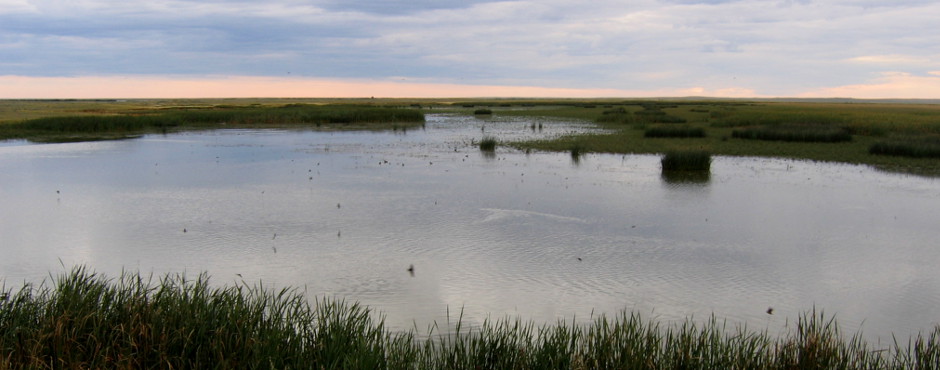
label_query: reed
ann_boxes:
[870,136,940,159]
[479,136,498,151]
[732,124,852,143]
[661,150,712,172]
[474,109,493,115]
[2,267,939,369]
[569,142,586,158]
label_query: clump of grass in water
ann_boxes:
[2,267,939,368]
[570,142,586,161]
[479,136,497,152]
[661,150,712,172]
[474,109,493,115]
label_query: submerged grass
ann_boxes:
[3,267,939,369]
[0,103,425,143]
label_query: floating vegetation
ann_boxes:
[1,267,938,369]
[732,124,852,143]
[479,136,498,152]
[644,126,706,138]
[661,150,712,172]
[474,109,493,115]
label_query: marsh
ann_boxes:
[1,112,938,342]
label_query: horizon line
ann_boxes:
[2,75,938,101]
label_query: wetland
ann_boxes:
[1,99,940,367]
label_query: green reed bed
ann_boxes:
[474,109,493,115]
[870,136,940,159]
[0,267,391,368]
[732,124,853,143]
[569,142,587,160]
[0,104,425,142]
[4,267,938,369]
[661,150,712,172]
[479,136,498,152]
[644,126,706,138]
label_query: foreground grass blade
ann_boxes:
[1,266,938,369]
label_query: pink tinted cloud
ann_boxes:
[0,75,763,99]
[0,75,617,99]
[797,72,940,99]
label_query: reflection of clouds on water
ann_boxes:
[2,114,940,342]
[478,208,589,224]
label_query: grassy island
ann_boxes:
[0,100,425,143]
[489,100,940,176]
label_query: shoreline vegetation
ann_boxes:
[1,267,937,369]
[0,101,425,143]
[2,97,939,175]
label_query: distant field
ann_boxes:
[486,100,940,176]
[0,99,426,142]
[2,98,939,175]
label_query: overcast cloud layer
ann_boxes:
[1,0,938,98]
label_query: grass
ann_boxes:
[661,150,712,172]
[870,136,940,159]
[0,103,425,143]
[2,267,939,369]
[479,136,498,152]
[500,100,940,176]
[5,98,940,174]
[474,109,493,115]
[732,124,852,143]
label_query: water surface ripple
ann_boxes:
[1,113,938,341]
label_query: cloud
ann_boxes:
[847,55,938,67]
[0,75,766,99]
[798,72,940,99]
[0,0,36,13]
[1,0,939,98]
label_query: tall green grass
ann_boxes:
[0,267,392,368]
[2,267,939,369]
[661,150,712,172]
[479,136,498,152]
[732,124,852,143]
[870,136,940,159]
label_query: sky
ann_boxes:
[1,0,938,99]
